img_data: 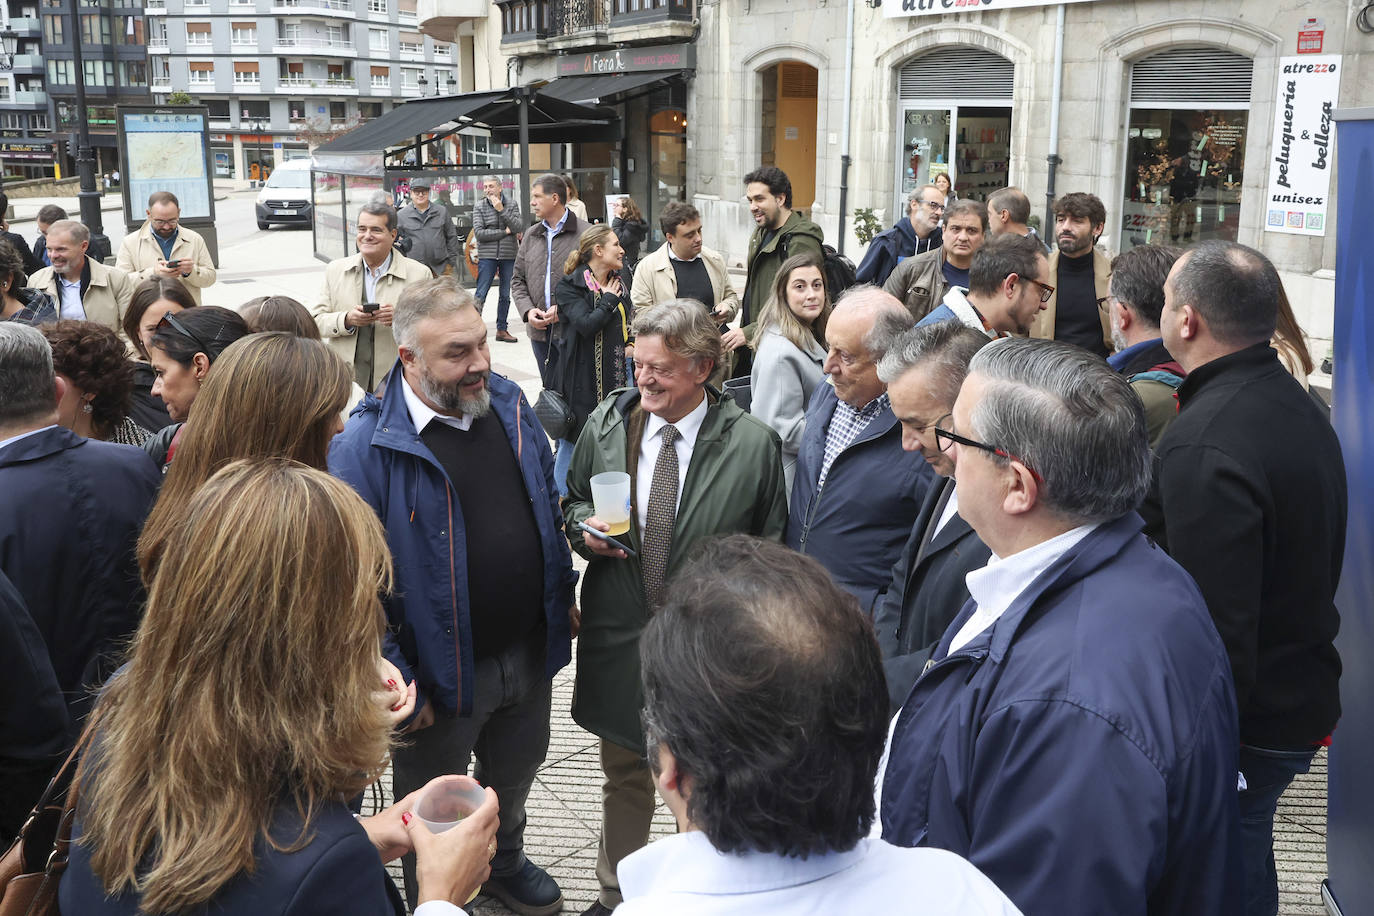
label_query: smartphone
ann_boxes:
[362,302,381,313]
[165,259,181,269]
[577,521,636,558]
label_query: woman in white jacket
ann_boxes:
[748,252,831,492]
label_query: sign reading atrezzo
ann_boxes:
[883,0,1097,18]
[1265,56,1341,237]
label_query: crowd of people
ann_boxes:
[0,164,1346,916]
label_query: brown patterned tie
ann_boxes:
[641,424,680,611]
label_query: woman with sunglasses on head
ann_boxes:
[143,305,250,470]
[123,278,198,434]
[62,459,500,916]
[748,252,831,492]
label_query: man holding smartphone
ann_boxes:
[115,191,217,304]
[311,201,433,391]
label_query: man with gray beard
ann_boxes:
[330,276,577,916]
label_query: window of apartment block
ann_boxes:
[0,86,10,102]
[189,61,214,84]
[399,31,421,53]
[31,112,49,130]
[283,61,304,80]
[241,100,269,119]
[119,60,146,86]
[79,12,110,42]
[116,15,142,43]
[206,99,231,120]
[42,14,63,44]
[398,0,415,15]
[367,0,386,12]
[288,99,306,120]
[82,59,114,85]
[0,114,23,130]
[185,21,211,44]
[229,0,253,6]
[370,64,389,89]
[280,22,301,42]
[360,101,382,119]
[401,67,420,88]
[330,100,346,120]
[369,27,386,51]
[433,42,449,57]
[231,22,255,44]
[46,59,73,83]
[326,24,345,46]
[234,63,261,84]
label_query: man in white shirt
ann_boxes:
[871,320,993,711]
[615,534,1020,916]
[564,300,787,916]
[880,337,1242,915]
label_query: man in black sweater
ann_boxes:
[1141,241,1346,916]
[1030,192,1113,357]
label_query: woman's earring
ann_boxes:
[81,402,93,414]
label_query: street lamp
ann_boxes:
[65,0,107,258]
[417,74,428,96]
[445,74,456,94]
[0,29,16,191]
[253,119,266,187]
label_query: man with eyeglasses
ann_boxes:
[564,299,787,916]
[870,320,992,712]
[915,233,1051,339]
[855,184,945,287]
[884,199,987,321]
[881,336,1241,915]
[115,191,217,305]
[28,219,135,334]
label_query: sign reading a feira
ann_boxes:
[884,0,1097,18]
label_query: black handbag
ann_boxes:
[533,388,575,440]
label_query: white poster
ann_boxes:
[883,0,1097,19]
[1264,55,1341,237]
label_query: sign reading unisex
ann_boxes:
[883,0,1096,17]
[1264,56,1341,236]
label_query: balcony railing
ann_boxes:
[551,0,608,36]
[273,0,354,10]
[498,0,690,43]
[14,89,47,105]
[610,0,690,23]
[147,37,168,48]
[276,37,355,50]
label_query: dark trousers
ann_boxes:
[476,258,515,331]
[392,632,552,908]
[531,337,551,387]
[1238,743,1317,916]
[1,757,59,840]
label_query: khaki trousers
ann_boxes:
[594,738,656,907]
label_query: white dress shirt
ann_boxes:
[413,901,464,916]
[617,831,1021,915]
[363,252,393,304]
[934,485,960,536]
[948,523,1098,653]
[57,276,85,319]
[401,372,474,433]
[636,393,708,532]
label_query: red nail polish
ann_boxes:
[387,679,397,688]
[392,704,403,711]
[401,812,412,825]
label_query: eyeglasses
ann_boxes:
[920,199,947,212]
[909,412,952,435]
[158,311,215,358]
[934,424,1043,483]
[1024,277,1056,304]
[150,218,179,228]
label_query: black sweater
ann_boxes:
[1141,343,1346,747]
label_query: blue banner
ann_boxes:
[1326,109,1374,915]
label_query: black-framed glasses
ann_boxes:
[921,199,947,212]
[158,311,214,357]
[934,424,1043,483]
[1025,277,1056,304]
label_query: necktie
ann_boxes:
[641,424,680,612]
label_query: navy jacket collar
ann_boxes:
[362,360,525,460]
[0,424,84,468]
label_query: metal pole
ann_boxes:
[517,85,530,231]
[67,0,106,253]
[1044,2,1066,234]
[835,0,855,256]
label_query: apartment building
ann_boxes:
[149,0,459,183]
[0,0,50,180]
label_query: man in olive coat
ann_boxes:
[564,299,788,916]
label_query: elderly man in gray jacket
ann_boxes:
[473,176,523,343]
[396,177,459,278]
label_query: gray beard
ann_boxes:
[420,367,491,418]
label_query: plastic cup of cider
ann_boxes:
[589,471,632,536]
[413,775,490,905]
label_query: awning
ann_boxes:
[314,88,618,155]
[539,70,677,105]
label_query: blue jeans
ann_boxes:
[1238,744,1317,916]
[553,438,574,499]
[475,258,515,330]
[531,337,551,387]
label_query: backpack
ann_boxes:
[785,235,857,298]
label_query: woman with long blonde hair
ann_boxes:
[548,223,631,494]
[748,252,831,491]
[61,459,500,914]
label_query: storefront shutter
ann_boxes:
[1130,47,1253,105]
[898,48,1013,101]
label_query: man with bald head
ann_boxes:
[786,284,934,612]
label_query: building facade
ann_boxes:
[148,0,463,184]
[0,1,50,180]
[461,0,1373,354]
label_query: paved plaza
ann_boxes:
[18,188,1332,915]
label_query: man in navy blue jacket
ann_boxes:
[330,276,577,916]
[854,185,944,287]
[0,324,160,725]
[786,286,933,613]
[881,337,1241,915]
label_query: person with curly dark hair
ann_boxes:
[0,238,57,325]
[42,320,152,446]
[618,535,1018,915]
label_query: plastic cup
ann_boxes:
[413,775,488,834]
[589,471,632,536]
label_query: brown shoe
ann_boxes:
[495,329,518,343]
